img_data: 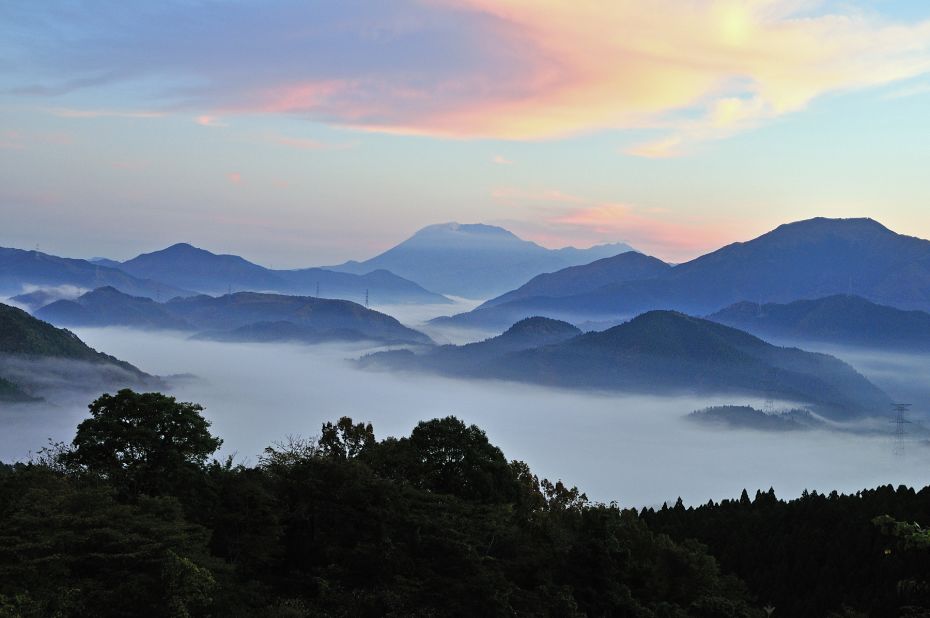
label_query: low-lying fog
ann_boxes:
[4,325,929,509]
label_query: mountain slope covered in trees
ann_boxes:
[366,311,889,419]
[0,303,154,401]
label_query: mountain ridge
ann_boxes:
[438,217,930,329]
[364,310,890,419]
[329,221,635,298]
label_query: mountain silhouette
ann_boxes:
[439,217,930,329]
[116,242,449,304]
[330,222,634,298]
[365,310,889,419]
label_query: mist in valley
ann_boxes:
[3,324,928,508]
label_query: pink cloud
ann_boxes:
[491,154,514,165]
[195,115,227,127]
[491,187,759,262]
[269,134,354,150]
[227,172,242,185]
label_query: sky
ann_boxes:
[2,0,930,267]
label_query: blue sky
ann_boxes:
[2,0,930,267]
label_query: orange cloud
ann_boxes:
[492,187,754,261]
[394,0,930,146]
[196,115,227,127]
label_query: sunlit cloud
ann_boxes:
[195,115,227,127]
[491,154,514,165]
[268,134,354,150]
[491,187,753,261]
[7,1,929,149]
[227,172,243,185]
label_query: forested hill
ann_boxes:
[4,390,930,616]
[364,311,890,419]
[708,294,930,351]
[0,302,144,372]
[0,391,758,617]
[644,484,930,616]
[0,302,152,401]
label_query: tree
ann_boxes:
[318,417,375,459]
[62,390,222,497]
[406,416,518,503]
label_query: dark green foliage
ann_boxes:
[0,303,121,361]
[0,375,36,402]
[687,405,822,431]
[0,391,759,617]
[0,303,152,399]
[0,466,218,618]
[61,390,222,497]
[645,484,930,617]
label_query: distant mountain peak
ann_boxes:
[502,316,581,338]
[416,222,517,237]
[765,217,892,239]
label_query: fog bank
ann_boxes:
[2,327,928,508]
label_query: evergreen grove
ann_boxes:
[2,389,930,617]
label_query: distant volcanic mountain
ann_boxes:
[329,222,635,299]
[438,217,930,329]
[364,311,889,420]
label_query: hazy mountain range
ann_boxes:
[0,247,192,300]
[362,312,889,419]
[708,294,930,351]
[105,243,450,305]
[438,218,930,329]
[36,287,432,346]
[0,302,155,401]
[330,222,635,298]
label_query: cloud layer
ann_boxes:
[4,1,930,151]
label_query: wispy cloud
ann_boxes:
[48,107,165,119]
[491,187,751,261]
[8,1,930,149]
[883,82,930,100]
[268,134,354,150]
[491,154,514,165]
[227,172,243,185]
[195,115,227,127]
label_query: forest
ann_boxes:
[1,390,929,617]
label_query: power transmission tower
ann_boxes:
[890,403,912,456]
[365,288,369,307]
[316,282,320,297]
[762,367,777,413]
